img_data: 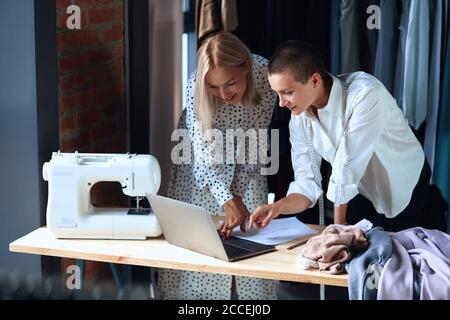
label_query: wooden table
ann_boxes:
[9,222,348,288]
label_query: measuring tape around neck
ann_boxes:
[305,76,348,225]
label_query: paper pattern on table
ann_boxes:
[232,217,317,245]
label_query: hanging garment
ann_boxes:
[262,0,331,60]
[424,0,443,177]
[196,0,222,47]
[445,0,450,52]
[361,0,380,73]
[402,0,430,130]
[434,21,450,218]
[339,0,379,74]
[231,0,268,56]
[221,0,238,32]
[156,55,278,300]
[340,0,361,72]
[195,0,240,48]
[330,0,341,74]
[373,0,401,94]
[393,0,412,109]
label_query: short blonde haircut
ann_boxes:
[194,32,260,132]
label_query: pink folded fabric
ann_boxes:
[302,225,368,274]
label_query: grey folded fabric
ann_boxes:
[346,227,392,300]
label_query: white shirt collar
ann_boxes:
[301,74,342,119]
[319,74,342,114]
[293,74,343,126]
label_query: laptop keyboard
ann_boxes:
[223,243,251,258]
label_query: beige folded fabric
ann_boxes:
[302,225,368,274]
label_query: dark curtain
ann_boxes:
[234,0,331,63]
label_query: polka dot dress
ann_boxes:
[156,55,278,300]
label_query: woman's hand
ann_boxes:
[220,196,250,239]
[248,204,280,229]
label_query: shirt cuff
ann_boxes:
[326,181,359,206]
[287,180,323,208]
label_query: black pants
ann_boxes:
[346,160,448,232]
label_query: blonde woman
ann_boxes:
[157,32,277,299]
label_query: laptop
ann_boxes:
[146,194,275,262]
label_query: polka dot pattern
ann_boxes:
[156,55,278,300]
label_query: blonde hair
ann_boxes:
[194,32,261,132]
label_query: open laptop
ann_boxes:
[147,194,275,262]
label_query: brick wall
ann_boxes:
[57,0,126,154]
[56,0,127,207]
[56,0,128,287]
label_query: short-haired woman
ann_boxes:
[250,40,446,233]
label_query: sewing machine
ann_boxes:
[42,151,162,239]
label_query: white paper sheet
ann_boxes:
[231,217,318,245]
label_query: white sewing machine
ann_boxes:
[42,151,162,239]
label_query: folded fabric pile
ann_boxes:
[345,227,392,300]
[298,224,369,274]
[377,227,450,300]
[297,222,450,299]
[345,226,450,300]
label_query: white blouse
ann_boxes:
[288,72,425,218]
[185,54,277,206]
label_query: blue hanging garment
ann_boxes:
[434,19,450,232]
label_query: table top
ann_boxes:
[9,223,348,287]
